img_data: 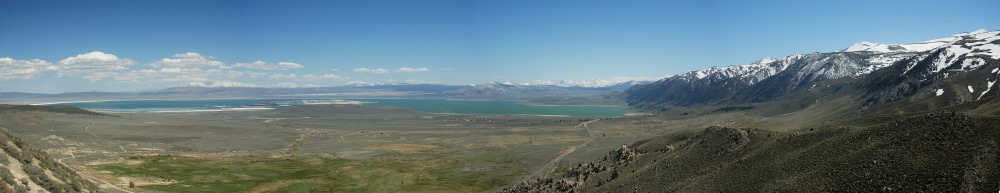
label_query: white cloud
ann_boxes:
[0,57,52,80]
[4,51,355,89]
[396,67,429,73]
[148,52,226,69]
[353,67,430,74]
[353,68,390,74]
[172,52,203,58]
[232,60,304,70]
[270,73,348,81]
[301,74,349,80]
[123,52,240,83]
[278,62,304,69]
[55,51,136,81]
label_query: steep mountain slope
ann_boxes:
[859,30,1000,108]
[625,29,1000,111]
[625,56,795,108]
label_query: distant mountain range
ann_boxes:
[0,79,652,103]
[624,29,1000,111]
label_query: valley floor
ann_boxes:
[0,104,686,192]
[5,94,999,192]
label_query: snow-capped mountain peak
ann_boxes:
[845,41,880,52]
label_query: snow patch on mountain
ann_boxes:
[979,79,995,100]
[858,53,917,76]
[962,58,987,71]
[920,30,999,73]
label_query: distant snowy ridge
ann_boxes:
[625,29,1000,108]
[671,29,998,85]
[675,55,800,84]
[345,80,406,87]
[516,78,655,88]
[185,81,307,88]
[843,29,991,53]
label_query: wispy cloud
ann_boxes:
[269,73,349,81]
[396,67,429,73]
[232,61,304,70]
[353,68,390,74]
[353,67,430,74]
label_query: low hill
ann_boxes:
[0,104,109,117]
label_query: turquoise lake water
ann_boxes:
[41,98,628,117]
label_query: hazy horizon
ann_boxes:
[2,0,998,93]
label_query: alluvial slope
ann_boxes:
[625,29,1000,111]
[501,110,1000,192]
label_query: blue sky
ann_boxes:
[1,0,998,93]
